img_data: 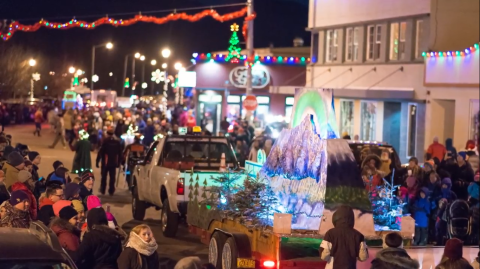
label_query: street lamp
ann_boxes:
[29,59,36,67]
[174,62,182,70]
[76,69,83,76]
[161,48,171,58]
[68,67,76,74]
[135,52,141,59]
[151,59,157,66]
[109,72,113,76]
[91,42,114,91]
[161,63,167,69]
[140,55,145,61]
[92,75,99,83]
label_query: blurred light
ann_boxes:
[109,72,113,76]
[161,48,171,58]
[141,82,148,89]
[179,67,186,72]
[135,52,141,58]
[161,63,167,69]
[44,86,48,90]
[49,71,55,75]
[174,62,182,70]
[28,59,36,67]
[68,67,76,74]
[192,53,198,58]
[92,75,99,82]
[151,59,157,65]
[140,55,145,61]
[76,69,83,76]
[106,42,113,49]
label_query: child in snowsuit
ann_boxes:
[319,205,368,269]
[413,187,430,246]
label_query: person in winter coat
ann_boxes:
[435,238,474,269]
[427,136,447,162]
[86,195,118,228]
[413,188,430,246]
[70,129,92,174]
[71,200,86,228]
[408,157,423,179]
[79,172,94,209]
[96,129,122,195]
[11,170,37,220]
[453,151,475,200]
[370,232,419,269]
[46,160,63,182]
[47,167,71,186]
[0,170,10,205]
[0,190,31,228]
[117,224,160,269]
[469,171,480,207]
[50,206,81,253]
[319,205,368,269]
[445,138,457,158]
[3,151,25,189]
[64,183,81,201]
[38,184,64,226]
[440,178,457,202]
[427,173,442,202]
[49,113,67,149]
[74,207,124,269]
[28,151,45,197]
[142,119,156,147]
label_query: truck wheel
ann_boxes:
[222,237,239,269]
[209,232,227,269]
[161,198,179,237]
[132,185,147,220]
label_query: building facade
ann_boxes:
[306,0,479,162]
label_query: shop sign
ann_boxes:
[229,65,270,89]
[243,95,258,111]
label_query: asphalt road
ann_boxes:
[5,123,208,268]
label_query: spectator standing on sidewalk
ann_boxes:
[3,151,25,189]
[435,238,473,269]
[0,190,31,228]
[33,108,43,137]
[117,224,160,269]
[96,129,122,195]
[427,136,447,162]
[10,170,37,220]
[370,232,419,269]
[50,205,81,254]
[49,113,66,149]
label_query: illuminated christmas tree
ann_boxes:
[225,23,242,63]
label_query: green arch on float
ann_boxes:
[292,90,329,130]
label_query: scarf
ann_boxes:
[126,231,158,256]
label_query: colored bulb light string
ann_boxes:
[422,43,479,58]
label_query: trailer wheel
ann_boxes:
[132,185,147,220]
[209,232,227,269]
[161,198,179,237]
[222,237,239,269]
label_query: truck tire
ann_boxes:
[222,237,239,269]
[161,198,179,237]
[209,232,227,269]
[132,185,147,220]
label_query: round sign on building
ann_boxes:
[243,95,258,111]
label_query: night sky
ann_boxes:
[0,0,309,93]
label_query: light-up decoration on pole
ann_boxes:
[92,74,99,83]
[225,23,241,63]
[124,78,130,88]
[121,124,143,146]
[151,69,166,84]
[141,82,148,89]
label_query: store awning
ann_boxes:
[270,86,414,100]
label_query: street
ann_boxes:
[5,123,208,267]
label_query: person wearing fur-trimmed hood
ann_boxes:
[117,224,160,269]
[371,232,419,269]
[49,206,81,254]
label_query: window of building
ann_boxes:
[285,97,295,121]
[367,25,382,60]
[326,29,338,62]
[415,20,424,59]
[407,104,417,157]
[389,22,407,60]
[360,101,377,141]
[340,100,354,137]
[345,27,360,62]
[312,33,319,63]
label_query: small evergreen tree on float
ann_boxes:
[225,23,242,63]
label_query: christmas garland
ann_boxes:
[1,7,256,41]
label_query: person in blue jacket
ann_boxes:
[413,187,430,246]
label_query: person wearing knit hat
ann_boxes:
[53,200,72,217]
[71,200,85,224]
[3,151,25,189]
[436,238,473,268]
[47,167,70,186]
[441,177,458,202]
[11,170,37,220]
[75,207,123,268]
[371,232,419,269]
[79,171,94,209]
[27,151,40,162]
[64,183,80,201]
[87,195,102,210]
[0,190,31,228]
[50,206,81,253]
[27,151,42,188]
[24,160,33,172]
[46,161,64,182]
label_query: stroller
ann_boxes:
[446,199,471,240]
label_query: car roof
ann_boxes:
[346,140,391,147]
[0,226,66,262]
[166,135,229,143]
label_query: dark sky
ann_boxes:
[0,0,309,92]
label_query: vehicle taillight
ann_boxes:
[262,261,275,268]
[177,178,185,195]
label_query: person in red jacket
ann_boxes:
[11,170,37,220]
[49,206,80,254]
[427,136,447,161]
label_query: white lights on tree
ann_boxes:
[68,67,76,74]
[141,82,148,89]
[151,69,166,84]
[76,69,83,76]
[161,63,167,69]
[92,75,99,83]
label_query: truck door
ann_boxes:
[139,141,159,203]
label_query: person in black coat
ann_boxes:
[79,172,94,209]
[371,232,420,269]
[117,224,160,269]
[46,160,64,182]
[96,130,122,195]
[74,207,124,269]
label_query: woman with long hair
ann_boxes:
[117,224,160,269]
[435,238,473,269]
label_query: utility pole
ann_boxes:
[91,47,95,91]
[246,0,254,96]
[122,55,128,96]
[131,58,136,92]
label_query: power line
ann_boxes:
[8,2,247,22]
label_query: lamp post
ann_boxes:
[91,42,113,91]
[160,49,171,115]
[28,59,37,99]
[139,55,145,96]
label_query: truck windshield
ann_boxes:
[163,140,237,168]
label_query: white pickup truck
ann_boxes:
[131,133,239,237]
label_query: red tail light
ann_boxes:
[262,261,275,268]
[177,178,185,195]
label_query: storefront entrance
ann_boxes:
[198,92,222,135]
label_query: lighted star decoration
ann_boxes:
[230,23,239,32]
[151,69,166,84]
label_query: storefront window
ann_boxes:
[470,100,479,142]
[407,104,417,157]
[360,101,377,141]
[340,100,354,138]
[285,97,294,121]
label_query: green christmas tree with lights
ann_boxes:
[225,23,242,63]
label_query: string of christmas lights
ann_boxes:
[1,7,255,41]
[192,52,311,65]
[422,43,479,58]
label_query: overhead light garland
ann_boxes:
[422,43,479,58]
[192,52,310,66]
[1,7,255,41]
